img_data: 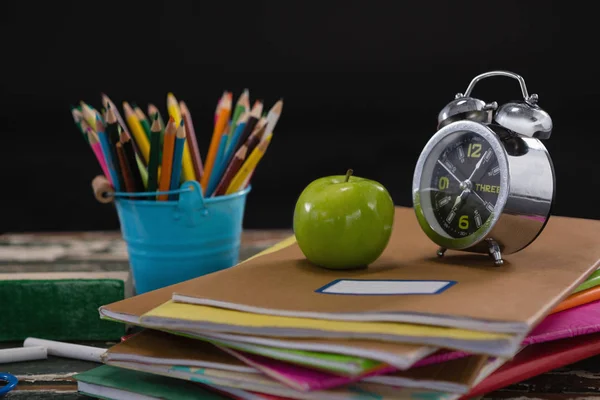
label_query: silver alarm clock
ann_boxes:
[412,71,555,265]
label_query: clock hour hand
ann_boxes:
[450,189,470,212]
[446,189,470,223]
[437,160,463,183]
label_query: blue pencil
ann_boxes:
[206,134,229,196]
[168,120,187,200]
[216,119,248,181]
[225,116,248,155]
[96,124,121,192]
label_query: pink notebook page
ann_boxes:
[216,345,395,392]
[414,299,600,367]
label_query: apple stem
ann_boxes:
[345,169,353,182]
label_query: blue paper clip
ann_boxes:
[0,372,18,396]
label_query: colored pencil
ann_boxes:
[80,101,97,130]
[230,89,249,134]
[157,116,177,201]
[86,128,111,184]
[71,106,90,144]
[251,100,263,118]
[244,119,267,156]
[147,104,164,127]
[233,104,261,153]
[71,106,83,131]
[225,133,272,195]
[167,92,195,182]
[214,91,227,125]
[116,142,136,194]
[265,99,283,134]
[101,93,129,135]
[213,145,248,197]
[119,128,145,192]
[103,109,125,191]
[169,120,187,200]
[147,103,165,157]
[135,153,149,189]
[147,114,163,193]
[134,105,152,141]
[166,93,182,125]
[218,113,248,188]
[96,125,121,192]
[201,93,232,193]
[179,100,204,181]
[225,112,248,153]
[123,101,151,164]
[206,133,230,196]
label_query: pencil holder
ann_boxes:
[112,180,251,294]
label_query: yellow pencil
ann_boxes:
[167,92,195,182]
[225,132,272,195]
[80,101,97,130]
[123,101,151,164]
[166,92,182,125]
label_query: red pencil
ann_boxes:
[213,145,248,197]
[179,101,204,181]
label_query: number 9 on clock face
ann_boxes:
[413,124,509,248]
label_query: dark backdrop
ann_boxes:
[1,1,592,232]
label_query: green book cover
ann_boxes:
[0,233,132,341]
[573,269,600,294]
[75,365,229,399]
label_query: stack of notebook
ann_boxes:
[75,207,600,399]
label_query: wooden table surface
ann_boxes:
[1,231,599,399]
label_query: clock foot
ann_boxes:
[486,239,504,266]
[437,247,447,257]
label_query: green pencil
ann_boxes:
[147,114,163,193]
[227,89,249,148]
[133,104,152,141]
[148,103,165,158]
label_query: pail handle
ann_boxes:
[176,180,208,227]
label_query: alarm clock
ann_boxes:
[412,71,555,265]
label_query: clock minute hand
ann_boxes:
[467,149,493,182]
[437,160,463,183]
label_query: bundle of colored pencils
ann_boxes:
[71,90,282,201]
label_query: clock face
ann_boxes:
[420,130,503,239]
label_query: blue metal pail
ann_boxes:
[113,180,250,294]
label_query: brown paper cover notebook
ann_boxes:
[171,207,600,334]
[102,329,256,374]
[362,354,489,394]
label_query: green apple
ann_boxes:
[293,169,395,270]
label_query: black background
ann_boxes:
[1,1,593,232]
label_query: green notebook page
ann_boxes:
[74,365,229,400]
[171,331,383,377]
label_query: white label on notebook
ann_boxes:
[316,279,455,295]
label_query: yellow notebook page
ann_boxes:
[141,300,512,341]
